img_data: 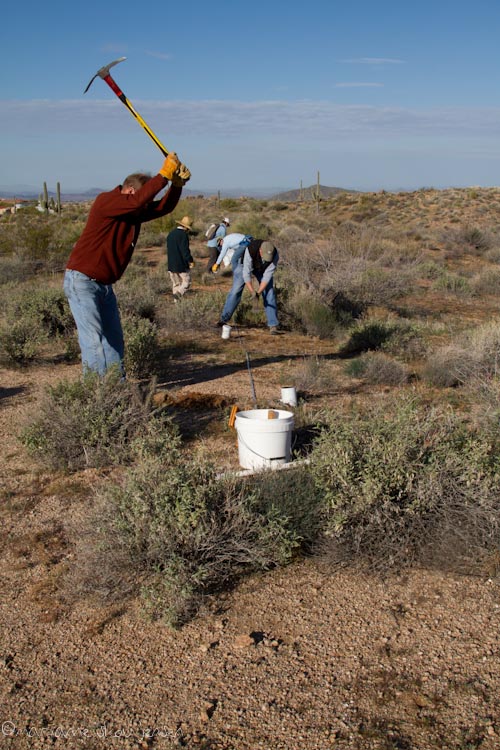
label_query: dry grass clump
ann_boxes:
[288,355,335,395]
[280,225,420,337]
[422,344,477,387]
[346,351,410,386]
[470,267,500,296]
[424,321,500,387]
[162,289,227,332]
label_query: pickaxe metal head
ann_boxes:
[82,56,170,156]
[84,57,127,94]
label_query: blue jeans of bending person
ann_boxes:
[221,262,279,328]
[63,269,124,376]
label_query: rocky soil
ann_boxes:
[1,246,500,749]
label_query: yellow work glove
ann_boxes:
[171,163,192,187]
[159,152,181,180]
[211,263,219,274]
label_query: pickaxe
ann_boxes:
[84,57,169,156]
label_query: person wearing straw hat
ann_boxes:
[166,215,195,300]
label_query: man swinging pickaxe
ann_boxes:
[85,57,172,158]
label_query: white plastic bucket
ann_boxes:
[280,386,298,407]
[221,324,231,340]
[235,409,294,470]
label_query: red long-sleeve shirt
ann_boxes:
[66,174,181,283]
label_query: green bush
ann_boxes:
[21,370,168,470]
[310,395,500,571]
[339,320,398,356]
[0,318,44,363]
[232,217,271,239]
[74,449,321,626]
[0,286,75,364]
[123,315,159,377]
[12,287,74,337]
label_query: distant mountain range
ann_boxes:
[0,184,359,202]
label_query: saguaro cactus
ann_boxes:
[311,171,321,213]
[42,182,49,214]
[56,182,61,214]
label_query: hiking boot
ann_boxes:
[269,326,279,335]
[216,319,225,328]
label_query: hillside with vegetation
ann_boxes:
[1,186,499,749]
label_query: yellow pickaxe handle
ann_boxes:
[84,57,169,156]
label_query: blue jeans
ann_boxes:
[63,270,124,376]
[221,263,279,328]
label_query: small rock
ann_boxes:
[200,700,217,722]
[233,633,255,649]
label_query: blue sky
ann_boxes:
[1,0,500,193]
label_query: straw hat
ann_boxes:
[177,215,193,231]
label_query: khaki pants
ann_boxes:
[169,271,191,296]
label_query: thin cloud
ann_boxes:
[2,99,500,140]
[341,58,405,65]
[335,82,384,88]
[101,43,128,54]
[145,50,173,61]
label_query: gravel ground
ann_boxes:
[1,337,500,750]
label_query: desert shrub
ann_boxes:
[380,319,428,360]
[424,321,500,387]
[219,198,239,210]
[471,267,500,295]
[0,212,84,276]
[11,287,74,337]
[484,246,500,263]
[286,292,341,338]
[21,370,165,470]
[122,315,159,378]
[276,224,308,243]
[310,395,500,571]
[116,269,158,320]
[432,272,472,296]
[339,320,398,356]
[418,260,444,280]
[0,256,37,285]
[457,225,493,252]
[422,344,477,387]
[164,290,226,331]
[346,352,409,385]
[0,318,44,364]
[281,225,419,319]
[232,296,265,328]
[73,448,320,625]
[232,217,271,239]
[290,355,333,395]
[0,286,74,364]
[277,285,361,338]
